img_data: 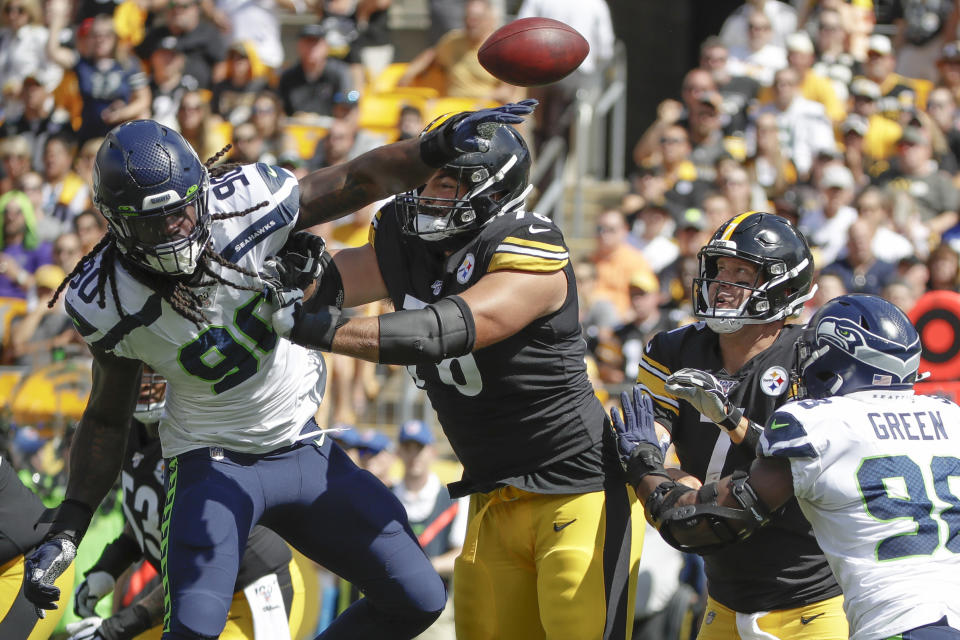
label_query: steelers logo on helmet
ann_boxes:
[93,120,211,275]
[397,118,533,252]
[693,211,816,333]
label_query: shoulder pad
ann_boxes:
[759,407,819,459]
[483,211,569,275]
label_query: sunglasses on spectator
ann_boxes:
[3,4,25,14]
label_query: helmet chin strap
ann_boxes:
[706,317,744,334]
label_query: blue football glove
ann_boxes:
[24,536,77,617]
[610,386,672,487]
[420,99,538,165]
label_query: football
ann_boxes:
[478,17,590,87]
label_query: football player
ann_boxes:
[267,120,644,640]
[66,367,311,640]
[22,101,536,640]
[613,294,960,640]
[631,212,848,639]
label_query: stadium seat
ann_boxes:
[284,122,328,160]
[359,93,428,141]
[370,63,441,100]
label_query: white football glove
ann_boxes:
[74,570,115,617]
[261,265,304,339]
[65,616,104,640]
[664,367,744,430]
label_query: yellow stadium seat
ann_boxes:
[370,63,441,100]
[425,97,501,124]
[10,360,92,426]
[284,123,328,160]
[359,93,427,139]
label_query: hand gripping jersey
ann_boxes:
[761,390,960,640]
[121,420,291,586]
[65,164,326,458]
[371,202,609,496]
[637,322,841,612]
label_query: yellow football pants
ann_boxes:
[0,554,75,640]
[696,594,848,640]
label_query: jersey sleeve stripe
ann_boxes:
[494,242,569,261]
[369,209,383,247]
[641,386,680,415]
[488,253,568,273]
[637,370,679,412]
[640,353,671,377]
[500,236,567,254]
[92,293,164,351]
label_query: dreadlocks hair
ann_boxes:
[49,146,271,328]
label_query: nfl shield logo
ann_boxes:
[761,366,789,396]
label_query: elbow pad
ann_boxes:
[378,296,476,365]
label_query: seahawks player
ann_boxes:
[614,294,960,640]
[66,367,309,640]
[268,121,644,640]
[23,101,537,640]
[633,212,847,639]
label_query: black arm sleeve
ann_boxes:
[378,295,476,365]
[307,252,344,310]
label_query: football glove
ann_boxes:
[664,368,744,431]
[609,386,673,487]
[23,536,77,616]
[274,232,327,290]
[419,99,538,165]
[74,570,115,617]
[262,277,303,339]
[65,605,152,640]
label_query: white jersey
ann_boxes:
[759,390,960,640]
[65,163,325,458]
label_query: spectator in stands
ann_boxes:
[17,171,54,241]
[633,69,716,168]
[688,92,733,175]
[699,37,760,136]
[654,124,712,212]
[657,206,710,314]
[875,124,959,235]
[175,89,230,161]
[427,0,463,45]
[349,0,394,79]
[575,257,619,351]
[800,271,847,322]
[822,217,898,294]
[718,164,767,214]
[45,9,151,143]
[892,0,957,83]
[848,77,903,163]
[211,41,270,126]
[516,0,615,149]
[779,31,845,122]
[279,23,354,117]
[925,86,960,169]
[392,419,467,640]
[745,111,798,199]
[250,90,290,161]
[136,0,227,89]
[630,199,677,275]
[811,7,858,104]
[937,40,960,103]
[856,185,918,263]
[926,242,960,291]
[727,8,788,87]
[207,0,289,71]
[0,0,62,99]
[148,35,195,130]
[39,133,89,232]
[608,270,672,385]
[721,0,797,50]
[397,0,519,103]
[840,113,871,188]
[0,190,51,299]
[756,65,836,178]
[800,163,857,266]
[308,116,378,171]
[6,263,77,367]
[882,278,920,313]
[357,429,394,487]
[228,121,270,164]
[51,231,82,273]
[72,208,106,254]
[0,135,32,195]
[862,34,933,122]
[2,74,72,172]
[701,190,734,229]
[72,136,101,194]
[314,0,367,91]
[589,208,656,323]
[397,103,425,140]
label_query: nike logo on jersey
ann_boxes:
[528,225,551,234]
[770,420,790,430]
[554,519,576,532]
[800,613,825,625]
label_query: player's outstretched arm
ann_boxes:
[611,385,794,554]
[23,349,141,614]
[295,100,537,230]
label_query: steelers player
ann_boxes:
[65,367,313,640]
[634,212,847,639]
[0,452,74,639]
[268,121,644,640]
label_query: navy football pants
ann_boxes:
[897,618,960,639]
[160,422,446,639]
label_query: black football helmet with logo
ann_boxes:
[397,118,532,251]
[93,120,211,275]
[693,211,815,333]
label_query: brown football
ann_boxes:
[478,17,590,87]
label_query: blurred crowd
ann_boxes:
[7,0,960,635]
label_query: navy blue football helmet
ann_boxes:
[93,120,211,275]
[397,120,532,250]
[797,294,921,399]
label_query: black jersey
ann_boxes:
[371,203,609,496]
[122,422,291,588]
[0,456,47,565]
[637,322,841,612]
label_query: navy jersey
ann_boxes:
[371,203,609,496]
[637,322,841,612]
[121,421,291,589]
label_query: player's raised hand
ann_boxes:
[419,100,538,164]
[665,368,744,431]
[609,386,672,487]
